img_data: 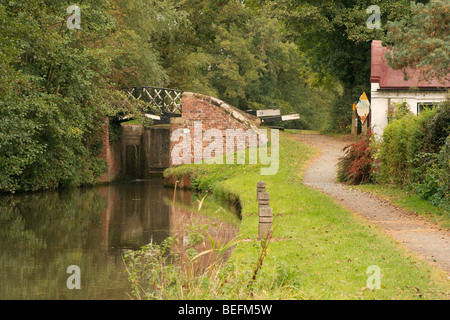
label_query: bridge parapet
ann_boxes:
[124,86,183,115]
[180,92,261,131]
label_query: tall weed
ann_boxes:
[123,221,273,300]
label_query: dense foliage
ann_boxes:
[379,0,450,210]
[338,101,449,210]
[377,102,450,210]
[0,1,119,192]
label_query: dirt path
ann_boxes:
[296,132,450,275]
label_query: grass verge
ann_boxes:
[160,131,450,299]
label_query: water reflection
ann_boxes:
[0,179,239,300]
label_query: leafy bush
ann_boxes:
[387,100,413,123]
[378,100,450,210]
[0,1,119,192]
[412,136,450,211]
[337,134,376,185]
[378,108,435,185]
[422,100,450,154]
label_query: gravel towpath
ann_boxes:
[296,132,450,274]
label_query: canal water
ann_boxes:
[0,179,240,300]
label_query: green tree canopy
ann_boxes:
[386,0,450,82]
[0,1,121,192]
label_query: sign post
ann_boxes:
[351,103,358,138]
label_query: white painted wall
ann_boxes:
[370,82,447,137]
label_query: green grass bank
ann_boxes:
[163,131,450,299]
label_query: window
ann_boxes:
[417,102,436,114]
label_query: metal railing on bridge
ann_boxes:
[124,86,184,115]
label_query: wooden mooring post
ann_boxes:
[257,181,266,200]
[257,181,273,240]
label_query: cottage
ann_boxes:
[370,40,449,137]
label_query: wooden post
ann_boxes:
[258,187,273,240]
[257,181,266,201]
[361,118,368,136]
[351,103,358,138]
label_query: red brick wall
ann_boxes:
[99,119,122,183]
[170,92,261,166]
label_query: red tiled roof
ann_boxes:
[370,40,450,90]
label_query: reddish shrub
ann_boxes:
[337,134,376,185]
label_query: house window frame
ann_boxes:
[417,102,435,114]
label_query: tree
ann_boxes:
[0,1,121,192]
[113,0,191,88]
[385,0,450,82]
